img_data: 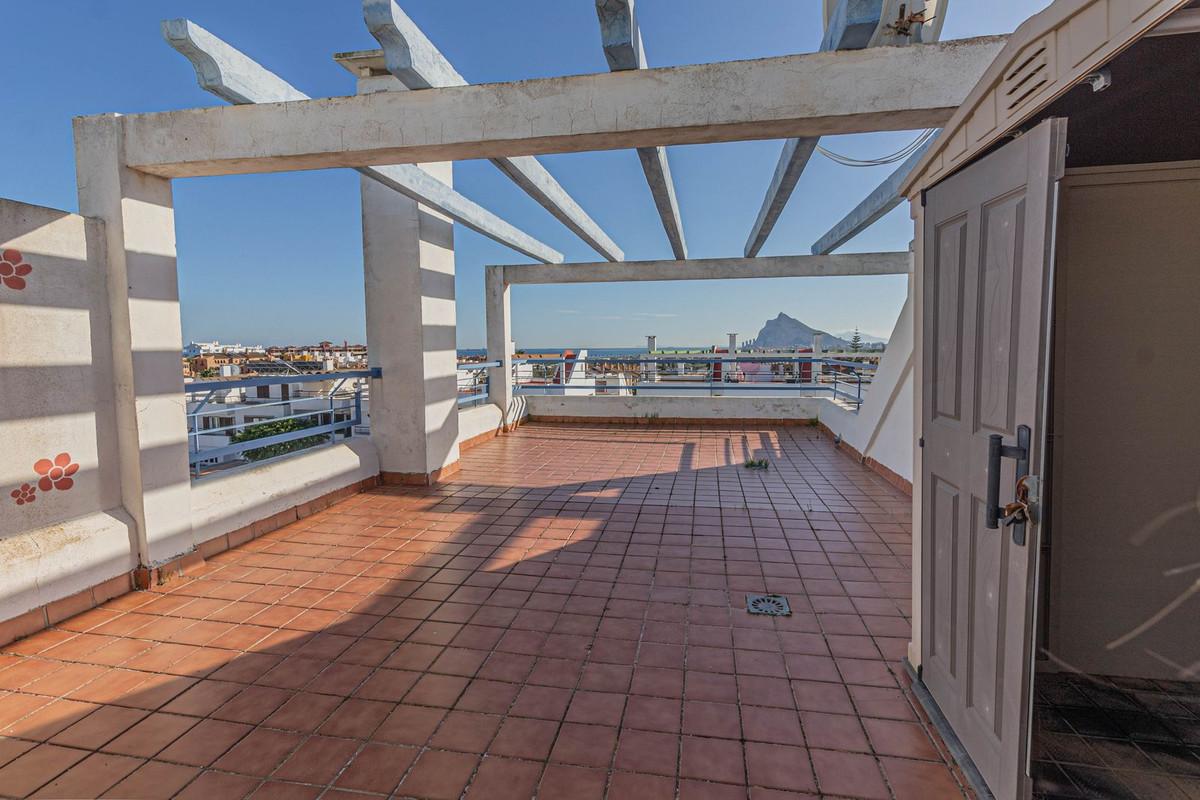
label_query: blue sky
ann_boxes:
[2,1,1047,348]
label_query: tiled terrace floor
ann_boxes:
[0,423,970,799]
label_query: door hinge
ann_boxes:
[918,436,924,448]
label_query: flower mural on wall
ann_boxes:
[34,453,79,492]
[0,248,33,291]
[10,484,36,505]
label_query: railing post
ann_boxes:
[486,267,515,425]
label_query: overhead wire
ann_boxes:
[815,128,938,167]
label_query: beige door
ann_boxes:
[920,118,1066,800]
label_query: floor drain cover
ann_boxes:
[746,594,791,616]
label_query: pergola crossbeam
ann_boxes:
[495,251,909,285]
[810,137,933,254]
[364,0,623,261]
[743,0,944,258]
[123,35,1006,178]
[162,18,563,264]
[595,0,687,259]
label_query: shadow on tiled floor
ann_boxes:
[1033,671,1200,799]
[0,423,970,798]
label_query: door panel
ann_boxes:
[920,118,1065,800]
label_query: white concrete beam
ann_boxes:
[363,1,623,261]
[743,0,940,257]
[162,18,561,264]
[495,251,909,284]
[123,35,1007,179]
[810,137,933,254]
[595,0,687,259]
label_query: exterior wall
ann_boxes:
[526,394,824,422]
[0,199,136,621]
[457,404,505,446]
[190,438,379,545]
[817,291,916,483]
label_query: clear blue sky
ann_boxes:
[2,1,1047,348]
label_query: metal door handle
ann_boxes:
[985,425,1030,542]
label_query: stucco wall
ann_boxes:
[526,393,823,422]
[817,294,915,482]
[190,438,380,546]
[0,199,136,621]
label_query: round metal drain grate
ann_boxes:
[746,593,791,616]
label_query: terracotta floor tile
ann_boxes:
[549,722,619,768]
[100,759,200,799]
[396,748,479,800]
[247,780,322,799]
[741,705,805,746]
[881,756,966,799]
[272,734,359,784]
[429,710,502,754]
[609,771,676,800]
[156,718,251,767]
[863,717,941,760]
[810,748,889,799]
[0,743,90,797]
[262,691,343,733]
[317,698,393,739]
[614,728,679,776]
[800,711,870,753]
[30,751,144,799]
[334,741,417,794]
[102,712,199,758]
[683,700,742,739]
[3,698,98,741]
[488,716,559,760]
[0,736,36,769]
[680,735,745,784]
[174,769,260,800]
[625,691,681,734]
[465,755,542,799]
[745,742,816,792]
[536,763,604,799]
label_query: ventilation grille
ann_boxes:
[746,594,791,616]
[1002,39,1052,114]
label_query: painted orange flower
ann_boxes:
[0,248,32,291]
[10,484,36,505]
[34,453,78,492]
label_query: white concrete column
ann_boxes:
[74,113,194,566]
[812,333,825,383]
[362,169,460,483]
[484,267,514,425]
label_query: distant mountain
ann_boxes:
[749,313,851,350]
[833,330,888,345]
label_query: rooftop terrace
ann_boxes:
[0,424,964,799]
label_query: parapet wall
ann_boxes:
[0,199,136,623]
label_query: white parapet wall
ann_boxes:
[190,438,379,545]
[817,294,915,484]
[0,199,137,621]
[526,393,825,423]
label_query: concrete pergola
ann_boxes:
[77,0,1003,513]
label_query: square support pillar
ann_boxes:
[74,113,194,567]
[485,267,515,427]
[362,169,461,484]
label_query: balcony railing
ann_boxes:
[511,355,876,407]
[185,369,379,478]
[456,361,496,408]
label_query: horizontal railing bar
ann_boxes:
[514,383,838,393]
[189,419,355,464]
[457,361,501,370]
[185,368,380,392]
[187,394,357,417]
[512,356,877,367]
[189,403,355,437]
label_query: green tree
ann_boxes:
[849,328,863,353]
[198,368,217,378]
[230,417,328,462]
